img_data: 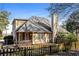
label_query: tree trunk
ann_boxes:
[75,28,78,50]
[52,12,59,43]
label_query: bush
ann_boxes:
[55,32,66,44]
[63,33,77,51]
[3,35,14,45]
[56,32,77,51]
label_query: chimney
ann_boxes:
[51,13,58,43]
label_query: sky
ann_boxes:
[0,3,79,35]
[0,3,50,20]
[0,3,50,34]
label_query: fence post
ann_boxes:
[24,47,26,56]
[31,46,32,56]
[3,49,5,56]
[49,45,52,55]
[29,47,30,56]
[0,50,1,56]
[10,48,12,56]
[6,49,8,56]
[28,47,30,56]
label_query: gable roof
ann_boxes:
[15,16,69,33]
[12,19,28,24]
[37,22,51,31]
[15,16,52,32]
[16,21,27,31]
[17,20,52,32]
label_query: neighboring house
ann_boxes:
[12,16,68,44]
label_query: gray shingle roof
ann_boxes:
[16,16,52,32]
[16,16,69,33]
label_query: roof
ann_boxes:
[12,19,28,24]
[14,16,69,33]
[37,22,51,31]
[16,16,52,33]
[16,21,27,31]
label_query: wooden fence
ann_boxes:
[0,44,59,56]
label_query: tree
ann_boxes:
[47,3,79,43]
[0,10,10,37]
[47,4,73,43]
[47,4,73,14]
[55,32,66,44]
[47,4,79,17]
[66,11,79,34]
[56,32,77,51]
[62,11,79,49]
[64,33,77,51]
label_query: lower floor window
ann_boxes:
[33,33,49,42]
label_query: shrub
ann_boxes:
[55,32,66,44]
[56,32,77,51]
[3,35,14,45]
[63,33,77,51]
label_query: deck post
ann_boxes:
[25,32,26,44]
[19,32,20,45]
[16,32,18,45]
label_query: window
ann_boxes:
[40,34,44,39]
[33,33,45,40]
[44,33,49,42]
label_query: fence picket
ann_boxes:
[0,44,62,56]
[0,50,1,56]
